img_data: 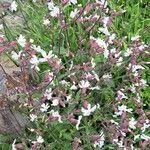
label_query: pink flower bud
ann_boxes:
[59,99,65,107]
[91,135,101,142]
[61,0,69,5]
[0,37,5,43]
[69,117,78,124]
[9,41,17,46]
[83,100,88,109]
[0,47,5,53]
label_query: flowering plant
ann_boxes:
[0,0,149,149]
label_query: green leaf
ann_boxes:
[68,27,78,51]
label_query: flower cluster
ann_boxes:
[0,0,149,149]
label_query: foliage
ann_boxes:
[0,0,150,149]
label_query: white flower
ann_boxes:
[141,119,150,132]
[0,34,4,38]
[92,71,99,81]
[130,85,136,93]
[134,134,140,141]
[43,19,50,25]
[44,88,53,100]
[40,103,49,112]
[68,72,76,77]
[103,49,109,59]
[116,140,124,148]
[135,93,141,103]
[102,73,112,80]
[118,105,132,113]
[32,45,45,54]
[30,39,34,43]
[30,114,37,122]
[108,33,116,44]
[79,80,90,89]
[39,51,54,62]
[17,34,26,47]
[29,128,35,132]
[76,115,82,130]
[132,65,145,72]
[129,117,137,130]
[33,0,37,2]
[103,16,109,27]
[133,71,139,77]
[56,58,62,66]
[94,131,105,148]
[117,90,128,100]
[50,7,60,17]
[90,86,100,90]
[37,136,44,143]
[66,94,72,102]
[60,80,70,86]
[121,10,126,13]
[50,110,62,123]
[110,48,116,53]
[131,35,140,41]
[138,45,146,50]
[121,131,126,137]
[115,105,132,116]
[96,0,108,8]
[114,51,121,58]
[70,0,78,4]
[124,48,132,57]
[91,58,96,68]
[30,55,40,71]
[30,55,39,65]
[48,2,60,17]
[0,24,3,30]
[47,72,54,82]
[51,99,59,106]
[97,103,100,109]
[11,51,22,60]
[97,38,108,50]
[103,49,109,58]
[48,2,55,10]
[70,84,78,90]
[70,8,78,18]
[69,61,73,70]
[99,27,110,36]
[81,104,97,116]
[10,1,18,12]
[110,119,119,125]
[113,138,125,148]
[85,72,93,79]
[141,134,150,141]
[116,57,123,66]
[140,79,147,87]
[12,139,16,150]
[90,36,108,50]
